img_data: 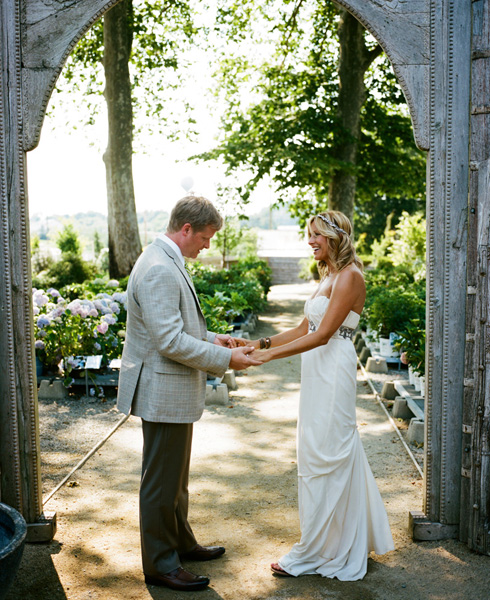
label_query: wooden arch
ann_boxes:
[22,0,124,153]
[1,0,489,553]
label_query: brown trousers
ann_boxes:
[140,420,198,576]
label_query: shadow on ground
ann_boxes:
[7,284,490,600]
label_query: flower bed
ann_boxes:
[33,281,127,386]
[33,259,271,386]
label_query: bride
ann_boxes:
[248,210,394,581]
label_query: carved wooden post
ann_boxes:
[461,0,490,554]
[0,0,121,541]
[416,0,472,537]
[335,0,472,541]
[0,0,46,535]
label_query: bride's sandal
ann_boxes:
[271,563,293,577]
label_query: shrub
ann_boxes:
[365,286,425,339]
[299,257,319,281]
[387,211,426,280]
[229,258,272,295]
[31,235,55,275]
[189,258,270,315]
[394,319,425,375]
[367,211,426,280]
[33,224,97,290]
[362,263,425,338]
[33,286,127,384]
[41,252,97,289]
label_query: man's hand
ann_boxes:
[229,346,263,370]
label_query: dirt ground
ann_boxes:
[7,283,490,600]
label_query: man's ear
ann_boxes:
[181,223,192,236]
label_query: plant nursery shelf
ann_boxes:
[394,380,425,421]
[37,371,120,388]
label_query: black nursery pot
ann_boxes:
[0,502,27,600]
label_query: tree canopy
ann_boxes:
[196,1,426,244]
[55,0,199,146]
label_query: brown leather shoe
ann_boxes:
[180,544,226,561]
[144,567,210,591]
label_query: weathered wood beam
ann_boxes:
[461,0,490,554]
[423,0,471,532]
[0,0,43,525]
[333,0,430,150]
[22,0,123,151]
[0,0,124,538]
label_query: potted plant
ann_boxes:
[365,286,425,358]
[394,320,425,390]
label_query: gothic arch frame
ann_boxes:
[0,0,481,548]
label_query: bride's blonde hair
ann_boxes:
[307,210,363,277]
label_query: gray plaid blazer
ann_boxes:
[117,238,231,423]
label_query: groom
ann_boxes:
[117,195,261,591]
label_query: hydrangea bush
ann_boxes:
[33,285,127,384]
[32,259,270,385]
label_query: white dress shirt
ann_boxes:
[158,233,185,266]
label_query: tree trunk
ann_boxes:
[103,0,142,279]
[328,11,380,225]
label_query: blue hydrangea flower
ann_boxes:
[36,315,51,328]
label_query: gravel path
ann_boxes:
[9,283,489,600]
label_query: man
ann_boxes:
[117,195,261,591]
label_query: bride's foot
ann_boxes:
[271,563,292,577]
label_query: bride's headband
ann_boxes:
[317,214,348,236]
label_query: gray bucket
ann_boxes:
[0,502,27,600]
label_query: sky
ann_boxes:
[26,4,275,220]
[26,102,275,219]
[26,126,254,217]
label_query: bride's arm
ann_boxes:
[252,269,363,362]
[244,317,309,350]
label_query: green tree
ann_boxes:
[55,0,198,277]
[213,217,244,267]
[388,211,426,280]
[57,224,82,255]
[197,1,425,236]
[93,230,103,256]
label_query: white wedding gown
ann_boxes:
[278,296,394,581]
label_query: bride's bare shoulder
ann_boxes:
[337,264,365,285]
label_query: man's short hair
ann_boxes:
[167,195,223,233]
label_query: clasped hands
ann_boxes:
[213,334,271,370]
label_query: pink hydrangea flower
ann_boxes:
[67,300,82,315]
[97,322,109,335]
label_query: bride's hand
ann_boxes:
[232,337,260,348]
[249,349,273,363]
[214,334,241,348]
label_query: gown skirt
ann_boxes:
[278,296,394,581]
